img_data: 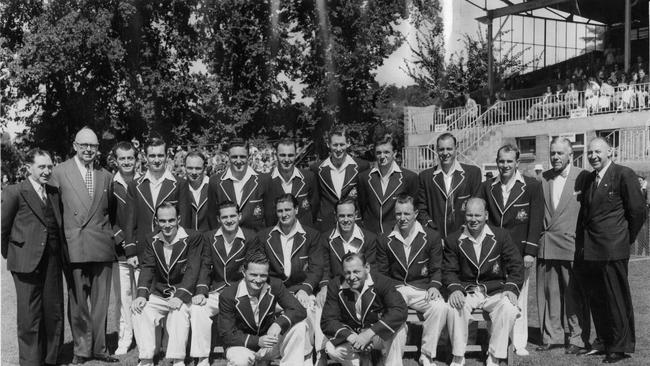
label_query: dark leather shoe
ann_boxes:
[93,355,119,363]
[70,355,90,364]
[566,345,589,355]
[536,343,561,351]
[603,352,629,363]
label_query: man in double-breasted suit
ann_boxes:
[536,138,591,354]
[181,151,211,232]
[50,128,118,363]
[576,138,646,363]
[265,139,318,228]
[321,252,408,366]
[207,139,270,231]
[417,133,482,237]
[477,144,544,355]
[359,133,418,234]
[2,149,64,366]
[312,125,369,232]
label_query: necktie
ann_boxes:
[85,167,94,199]
[591,173,600,200]
[38,185,47,203]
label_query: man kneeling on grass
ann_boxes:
[217,250,311,366]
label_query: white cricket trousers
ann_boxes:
[511,266,530,351]
[396,285,447,358]
[326,324,407,366]
[112,261,135,349]
[132,294,190,359]
[189,292,220,358]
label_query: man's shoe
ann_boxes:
[450,356,465,366]
[196,357,210,366]
[536,343,561,351]
[114,345,130,356]
[514,348,530,356]
[70,355,90,365]
[93,355,119,363]
[566,345,589,355]
[419,354,437,366]
[603,352,628,363]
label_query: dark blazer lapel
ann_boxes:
[257,290,275,328]
[477,234,497,269]
[152,237,169,274]
[64,160,91,211]
[291,172,306,197]
[136,178,155,214]
[212,234,229,265]
[227,237,246,263]
[168,237,187,271]
[458,237,479,270]
[448,169,466,197]
[46,185,63,225]
[542,173,553,216]
[265,231,285,273]
[407,232,427,268]
[235,295,258,331]
[20,181,45,223]
[318,165,337,198]
[156,178,177,207]
[360,286,377,323]
[386,236,408,272]
[291,231,306,258]
[367,171,383,204]
[198,183,209,211]
[382,171,403,203]
[503,180,525,213]
[338,289,361,324]
[341,163,359,192]
[328,236,346,263]
[591,164,615,206]
[432,170,447,197]
[240,174,259,208]
[219,172,236,203]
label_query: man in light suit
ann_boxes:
[576,137,646,363]
[50,127,118,363]
[2,149,64,366]
[536,137,590,354]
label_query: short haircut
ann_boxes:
[25,148,52,164]
[336,197,358,212]
[327,124,350,142]
[243,250,270,270]
[227,138,249,152]
[275,193,298,209]
[155,201,178,217]
[112,141,137,157]
[496,144,520,160]
[436,133,457,147]
[145,137,166,154]
[374,133,398,151]
[218,200,240,214]
[342,252,367,266]
[185,151,206,166]
[395,193,415,208]
[276,138,297,151]
[550,137,573,151]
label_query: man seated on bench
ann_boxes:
[321,252,408,365]
[217,250,310,366]
[131,202,204,366]
[189,201,258,366]
[443,198,524,366]
[376,193,447,366]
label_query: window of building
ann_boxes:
[516,137,536,161]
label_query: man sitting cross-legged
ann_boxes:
[189,201,258,366]
[131,202,204,366]
[217,250,311,366]
[321,252,408,365]
[443,198,524,366]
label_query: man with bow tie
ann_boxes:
[536,137,591,355]
[376,194,447,366]
[576,138,646,363]
[189,201,258,366]
[358,132,418,234]
[321,252,408,365]
[180,151,211,232]
[207,139,270,231]
[217,251,310,366]
[443,198,523,366]
[265,138,318,228]
[417,133,482,238]
[477,144,543,356]
[2,149,64,366]
[131,202,203,366]
[312,125,369,232]
[314,198,378,364]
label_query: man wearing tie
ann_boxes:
[265,139,318,228]
[576,137,646,363]
[312,125,369,232]
[536,137,591,354]
[358,133,418,234]
[51,127,118,363]
[418,133,482,237]
[2,149,64,366]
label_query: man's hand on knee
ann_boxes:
[132,297,147,314]
[426,287,442,302]
[448,290,465,310]
[192,294,207,306]
[502,290,518,307]
[167,297,183,310]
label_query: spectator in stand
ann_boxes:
[553,84,565,117]
[637,69,648,108]
[633,56,646,75]
[585,77,600,114]
[463,91,479,128]
[565,83,580,110]
[599,77,615,112]
[615,74,628,111]
[621,79,637,110]
[526,86,553,121]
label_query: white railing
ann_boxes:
[406,106,466,134]
[603,126,650,163]
[401,145,437,171]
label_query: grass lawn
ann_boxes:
[3,258,650,365]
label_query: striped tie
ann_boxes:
[85,167,93,199]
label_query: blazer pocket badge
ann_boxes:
[515,208,528,222]
[301,198,310,209]
[303,261,309,271]
[492,262,500,274]
[348,187,358,199]
[253,204,263,218]
[420,265,428,276]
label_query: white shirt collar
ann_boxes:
[492,170,525,186]
[28,176,44,194]
[113,171,140,187]
[271,220,306,238]
[223,165,258,182]
[144,168,176,183]
[271,167,303,182]
[154,226,189,246]
[189,175,210,191]
[236,278,271,299]
[370,161,401,176]
[388,221,426,242]
[215,227,246,241]
[320,154,356,172]
[330,224,365,243]
[434,160,464,176]
[459,224,494,243]
[596,160,612,179]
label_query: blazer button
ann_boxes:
[41,242,45,246]
[74,211,78,215]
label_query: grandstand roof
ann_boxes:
[547,0,649,26]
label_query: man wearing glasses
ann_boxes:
[50,127,119,363]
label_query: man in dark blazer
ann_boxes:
[217,251,311,365]
[50,127,118,363]
[311,125,369,232]
[321,252,408,365]
[189,201,258,366]
[477,144,544,356]
[417,133,482,237]
[444,197,524,366]
[1,149,64,366]
[207,139,270,231]
[576,137,646,363]
[265,138,318,228]
[536,137,591,354]
[131,202,203,366]
[181,151,211,231]
[125,137,187,266]
[376,194,447,366]
[359,133,418,234]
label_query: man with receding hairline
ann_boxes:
[576,137,646,363]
